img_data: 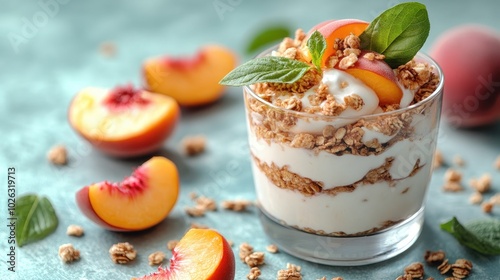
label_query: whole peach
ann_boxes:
[430,25,500,127]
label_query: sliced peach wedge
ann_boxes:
[75,156,179,231]
[133,229,235,280]
[314,19,369,67]
[343,51,403,105]
[68,85,180,158]
[143,45,238,107]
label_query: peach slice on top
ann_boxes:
[133,229,235,280]
[143,44,238,107]
[343,51,403,105]
[68,85,180,157]
[314,19,369,67]
[76,156,179,231]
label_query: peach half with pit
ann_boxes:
[430,25,500,127]
[342,51,403,106]
[314,19,369,67]
[133,229,235,280]
[143,44,238,107]
[68,85,180,157]
[75,156,179,231]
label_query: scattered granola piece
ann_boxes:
[277,263,302,280]
[195,196,217,211]
[109,242,137,264]
[66,225,84,237]
[469,173,492,193]
[468,192,483,205]
[432,150,443,170]
[181,135,206,156]
[452,155,465,166]
[239,242,254,262]
[451,259,473,279]
[444,168,462,182]
[244,252,265,267]
[266,244,279,253]
[247,267,261,280]
[443,182,463,192]
[148,251,165,266]
[317,277,327,280]
[404,262,424,279]
[424,250,446,265]
[481,201,494,213]
[438,259,452,275]
[495,155,500,170]
[190,222,209,229]
[185,206,205,217]
[99,41,117,57]
[395,275,412,280]
[58,243,80,263]
[221,199,253,211]
[47,145,68,165]
[167,240,179,251]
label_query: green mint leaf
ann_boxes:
[16,194,58,247]
[246,25,291,54]
[440,217,500,255]
[359,2,430,68]
[219,56,311,86]
[307,30,326,71]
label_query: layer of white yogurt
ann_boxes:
[252,160,432,234]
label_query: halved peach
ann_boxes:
[143,45,238,107]
[75,156,179,231]
[344,51,403,105]
[315,19,369,67]
[68,85,180,157]
[133,229,235,280]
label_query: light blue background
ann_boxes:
[1,0,499,279]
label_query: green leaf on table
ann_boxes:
[307,30,326,71]
[15,194,58,247]
[440,217,500,255]
[246,25,291,54]
[219,56,311,86]
[359,2,430,68]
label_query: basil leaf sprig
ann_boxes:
[359,2,430,68]
[16,194,59,247]
[440,217,500,255]
[307,30,326,72]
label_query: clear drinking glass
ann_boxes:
[244,48,444,266]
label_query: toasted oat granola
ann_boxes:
[148,251,165,266]
[277,263,302,280]
[109,242,137,264]
[244,252,265,267]
[239,242,254,262]
[469,173,492,193]
[66,224,84,237]
[247,267,262,280]
[181,135,206,156]
[266,244,279,253]
[167,240,179,251]
[47,145,68,165]
[221,199,253,211]
[58,243,80,263]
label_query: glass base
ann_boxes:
[259,206,424,266]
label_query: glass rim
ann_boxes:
[243,46,444,120]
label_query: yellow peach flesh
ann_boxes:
[88,156,179,230]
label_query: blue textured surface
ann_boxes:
[1,0,499,279]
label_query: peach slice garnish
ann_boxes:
[133,229,235,280]
[344,51,403,105]
[68,85,180,157]
[315,19,369,67]
[143,44,238,107]
[75,156,179,231]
